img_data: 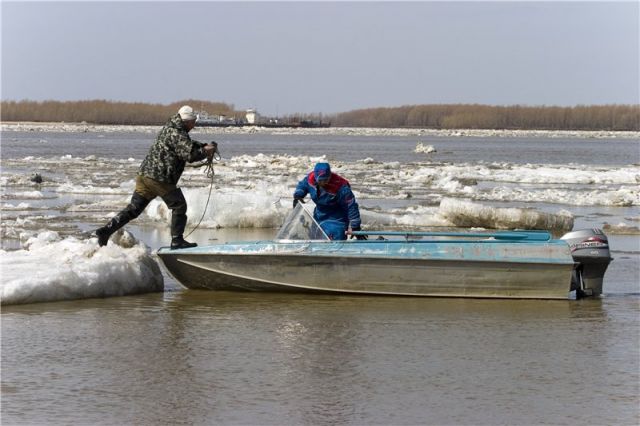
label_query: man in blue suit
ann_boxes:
[293,162,366,240]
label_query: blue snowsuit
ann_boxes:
[293,170,361,240]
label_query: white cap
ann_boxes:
[178,105,196,121]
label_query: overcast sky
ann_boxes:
[1,1,638,116]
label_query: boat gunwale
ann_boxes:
[158,238,571,248]
[157,243,576,266]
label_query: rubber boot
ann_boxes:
[170,235,197,250]
[95,213,128,247]
[96,193,150,247]
[163,188,196,249]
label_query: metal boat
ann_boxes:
[157,204,612,299]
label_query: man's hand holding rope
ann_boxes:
[204,141,218,161]
[184,141,220,238]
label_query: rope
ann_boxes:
[184,146,220,239]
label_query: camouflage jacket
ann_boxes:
[138,114,207,184]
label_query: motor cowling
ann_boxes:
[560,229,612,298]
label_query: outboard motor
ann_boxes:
[561,229,612,298]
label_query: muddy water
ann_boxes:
[2,130,639,424]
[2,291,638,425]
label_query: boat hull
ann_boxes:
[157,240,576,299]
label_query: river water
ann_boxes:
[1,127,639,425]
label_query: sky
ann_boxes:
[1,1,638,116]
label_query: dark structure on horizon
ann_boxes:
[195,108,330,128]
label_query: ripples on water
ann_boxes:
[3,292,639,425]
[1,129,639,424]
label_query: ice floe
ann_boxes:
[3,122,639,139]
[1,230,163,305]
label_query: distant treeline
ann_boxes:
[0,100,240,125]
[329,104,640,131]
[1,100,639,131]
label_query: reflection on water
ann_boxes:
[2,130,639,423]
[3,291,638,425]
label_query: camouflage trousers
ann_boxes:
[106,175,189,238]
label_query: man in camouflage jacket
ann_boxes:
[95,105,217,249]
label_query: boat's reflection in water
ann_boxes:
[5,281,634,425]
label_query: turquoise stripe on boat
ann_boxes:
[350,230,552,241]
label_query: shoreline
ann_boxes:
[1,121,639,139]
